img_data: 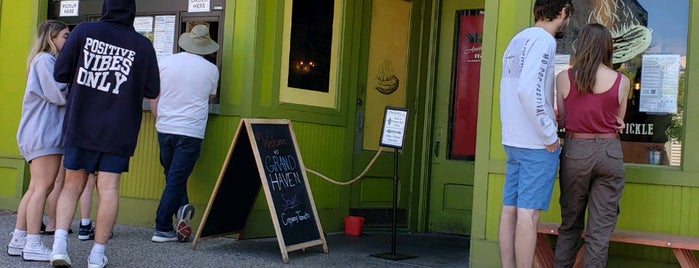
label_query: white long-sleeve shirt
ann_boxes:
[500,27,558,149]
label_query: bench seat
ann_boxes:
[535,222,699,268]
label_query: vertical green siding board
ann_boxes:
[0,0,36,154]
[292,122,345,209]
[683,0,699,171]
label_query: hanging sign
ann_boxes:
[59,1,79,17]
[379,107,409,149]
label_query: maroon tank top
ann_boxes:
[563,69,621,134]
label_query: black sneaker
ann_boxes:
[78,223,94,240]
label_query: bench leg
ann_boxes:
[534,233,554,268]
[572,245,584,268]
[672,248,699,268]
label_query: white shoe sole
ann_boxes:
[151,236,178,243]
[50,253,72,267]
[22,251,51,262]
[7,246,22,256]
[87,255,108,268]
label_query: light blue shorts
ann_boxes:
[502,145,560,210]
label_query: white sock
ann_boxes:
[52,229,69,254]
[81,219,92,226]
[89,243,106,265]
[13,229,27,237]
[26,234,41,246]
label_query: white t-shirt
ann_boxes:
[156,52,219,139]
[500,27,558,149]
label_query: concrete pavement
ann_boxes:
[1,210,470,267]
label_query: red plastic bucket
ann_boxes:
[344,216,365,236]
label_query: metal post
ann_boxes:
[371,148,415,261]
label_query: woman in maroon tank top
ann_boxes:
[553,23,631,268]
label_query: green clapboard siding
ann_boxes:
[291,121,346,209]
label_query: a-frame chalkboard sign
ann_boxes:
[192,118,328,263]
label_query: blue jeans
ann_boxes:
[155,132,202,232]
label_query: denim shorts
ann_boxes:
[63,145,130,173]
[502,145,560,210]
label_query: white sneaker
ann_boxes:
[87,255,108,268]
[22,241,51,261]
[151,230,178,243]
[50,252,72,267]
[6,232,25,256]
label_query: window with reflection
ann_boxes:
[556,0,687,166]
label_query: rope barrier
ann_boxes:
[305,147,385,185]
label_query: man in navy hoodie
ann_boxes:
[49,0,159,267]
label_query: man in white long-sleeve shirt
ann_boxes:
[498,1,573,267]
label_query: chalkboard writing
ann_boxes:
[251,123,321,246]
[193,118,327,263]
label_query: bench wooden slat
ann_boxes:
[610,229,699,251]
[536,222,699,268]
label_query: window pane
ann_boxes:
[556,0,688,166]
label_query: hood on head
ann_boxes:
[100,0,136,27]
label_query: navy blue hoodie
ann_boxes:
[55,0,159,157]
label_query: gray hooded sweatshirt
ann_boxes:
[16,52,68,161]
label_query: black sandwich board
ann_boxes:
[192,118,328,263]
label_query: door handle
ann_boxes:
[434,141,440,157]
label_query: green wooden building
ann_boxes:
[0,0,696,266]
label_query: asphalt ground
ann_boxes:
[0,210,470,267]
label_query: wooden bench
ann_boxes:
[535,222,699,268]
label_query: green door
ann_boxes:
[349,0,416,228]
[428,0,485,235]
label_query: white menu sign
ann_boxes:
[380,107,408,149]
[153,15,176,60]
[639,54,681,113]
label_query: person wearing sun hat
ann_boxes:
[148,24,219,243]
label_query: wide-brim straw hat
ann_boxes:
[178,24,219,55]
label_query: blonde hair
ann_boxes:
[26,20,68,74]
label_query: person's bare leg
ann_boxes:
[45,165,65,232]
[93,172,120,244]
[80,173,96,220]
[15,191,31,231]
[51,169,88,265]
[14,156,60,233]
[514,208,540,268]
[55,169,89,232]
[26,155,62,235]
[499,205,517,268]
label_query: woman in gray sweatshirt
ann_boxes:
[7,20,70,262]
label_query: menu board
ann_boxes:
[640,54,681,113]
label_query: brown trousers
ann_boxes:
[554,137,625,268]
